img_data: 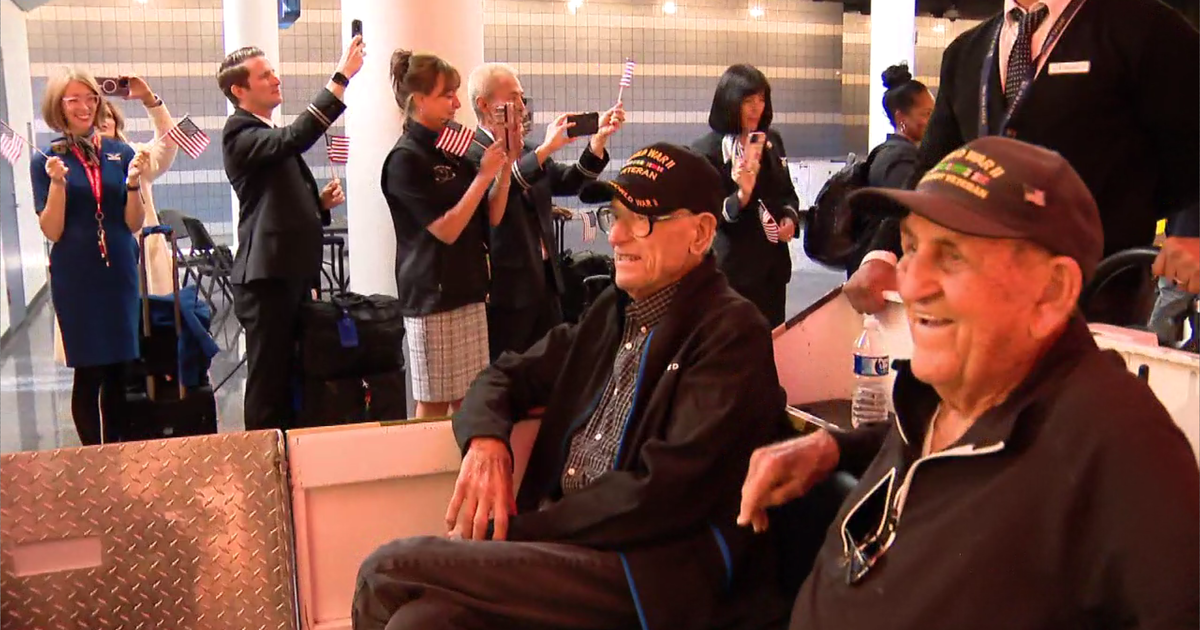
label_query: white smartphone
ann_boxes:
[743,131,767,166]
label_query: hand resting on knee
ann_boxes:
[446,437,516,541]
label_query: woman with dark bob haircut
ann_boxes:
[692,64,800,327]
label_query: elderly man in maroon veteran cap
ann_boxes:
[740,136,1199,630]
[352,142,796,630]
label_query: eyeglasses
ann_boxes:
[844,519,897,584]
[62,95,100,108]
[595,205,689,239]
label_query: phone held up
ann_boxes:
[351,19,363,39]
[492,102,522,153]
[742,131,766,166]
[97,77,130,98]
[565,112,600,138]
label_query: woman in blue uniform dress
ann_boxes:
[31,68,149,445]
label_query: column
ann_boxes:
[1,0,48,328]
[223,0,280,247]
[867,0,916,150]
[342,0,484,297]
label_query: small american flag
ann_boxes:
[0,131,24,165]
[759,202,779,244]
[435,121,475,157]
[581,210,598,243]
[327,134,350,164]
[166,116,210,159]
[619,59,637,88]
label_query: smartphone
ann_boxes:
[566,112,600,138]
[492,102,519,151]
[351,19,363,39]
[97,76,130,98]
[743,131,767,165]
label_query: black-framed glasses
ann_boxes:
[595,205,688,239]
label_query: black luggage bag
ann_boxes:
[123,225,219,441]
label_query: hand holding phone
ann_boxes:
[566,112,600,138]
[742,131,766,167]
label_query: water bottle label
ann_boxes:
[854,355,890,377]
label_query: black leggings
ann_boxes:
[72,363,126,446]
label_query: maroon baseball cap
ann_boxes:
[848,136,1104,279]
[579,142,724,217]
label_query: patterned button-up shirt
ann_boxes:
[561,283,680,494]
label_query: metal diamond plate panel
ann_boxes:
[1,431,297,630]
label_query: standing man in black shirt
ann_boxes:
[845,0,1199,324]
[219,37,365,430]
[463,63,624,360]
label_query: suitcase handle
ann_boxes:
[138,222,186,401]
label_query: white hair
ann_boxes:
[466,62,518,119]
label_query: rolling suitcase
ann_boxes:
[123,225,219,441]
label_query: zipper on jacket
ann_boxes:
[613,330,655,465]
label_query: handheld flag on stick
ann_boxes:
[616,58,636,103]
[435,121,475,158]
[581,210,598,243]
[165,115,210,159]
[0,119,47,162]
[758,201,779,244]
[326,134,350,164]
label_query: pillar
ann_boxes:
[342,0,485,297]
[223,0,280,247]
[1,0,47,329]
[867,0,916,150]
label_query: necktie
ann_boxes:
[1004,3,1050,107]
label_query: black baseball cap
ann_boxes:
[579,142,724,217]
[848,136,1103,279]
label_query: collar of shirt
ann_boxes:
[404,118,442,147]
[624,283,680,330]
[478,125,496,143]
[252,112,275,128]
[998,0,1086,89]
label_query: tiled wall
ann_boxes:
[23,0,981,235]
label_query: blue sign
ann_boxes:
[279,0,301,29]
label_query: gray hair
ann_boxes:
[466,62,518,119]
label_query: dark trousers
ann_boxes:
[71,362,126,445]
[487,292,563,361]
[730,279,787,329]
[233,278,308,431]
[352,536,640,630]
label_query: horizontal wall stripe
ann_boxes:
[31,111,868,135]
[30,62,843,80]
[842,73,939,87]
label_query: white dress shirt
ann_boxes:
[999,0,1086,90]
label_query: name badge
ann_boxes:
[1047,61,1090,75]
[106,152,123,161]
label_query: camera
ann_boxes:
[492,102,520,152]
[97,77,130,98]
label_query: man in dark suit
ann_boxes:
[464,63,624,360]
[217,37,364,430]
[845,0,1199,325]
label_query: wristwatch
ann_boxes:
[331,72,350,87]
[146,95,164,109]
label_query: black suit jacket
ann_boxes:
[467,129,609,310]
[692,129,801,289]
[872,0,1199,257]
[224,89,346,284]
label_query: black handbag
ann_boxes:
[300,292,405,380]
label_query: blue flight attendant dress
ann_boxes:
[31,135,139,370]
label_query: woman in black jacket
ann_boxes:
[847,63,934,272]
[381,50,511,419]
[692,64,801,327]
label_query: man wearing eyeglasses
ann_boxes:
[739,137,1199,630]
[352,142,794,630]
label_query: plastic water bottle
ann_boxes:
[851,315,890,428]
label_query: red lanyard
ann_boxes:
[70,139,109,266]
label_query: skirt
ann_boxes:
[405,302,489,403]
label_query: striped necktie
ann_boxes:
[1004,3,1050,106]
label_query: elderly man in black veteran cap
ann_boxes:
[352,142,794,630]
[739,136,1200,630]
